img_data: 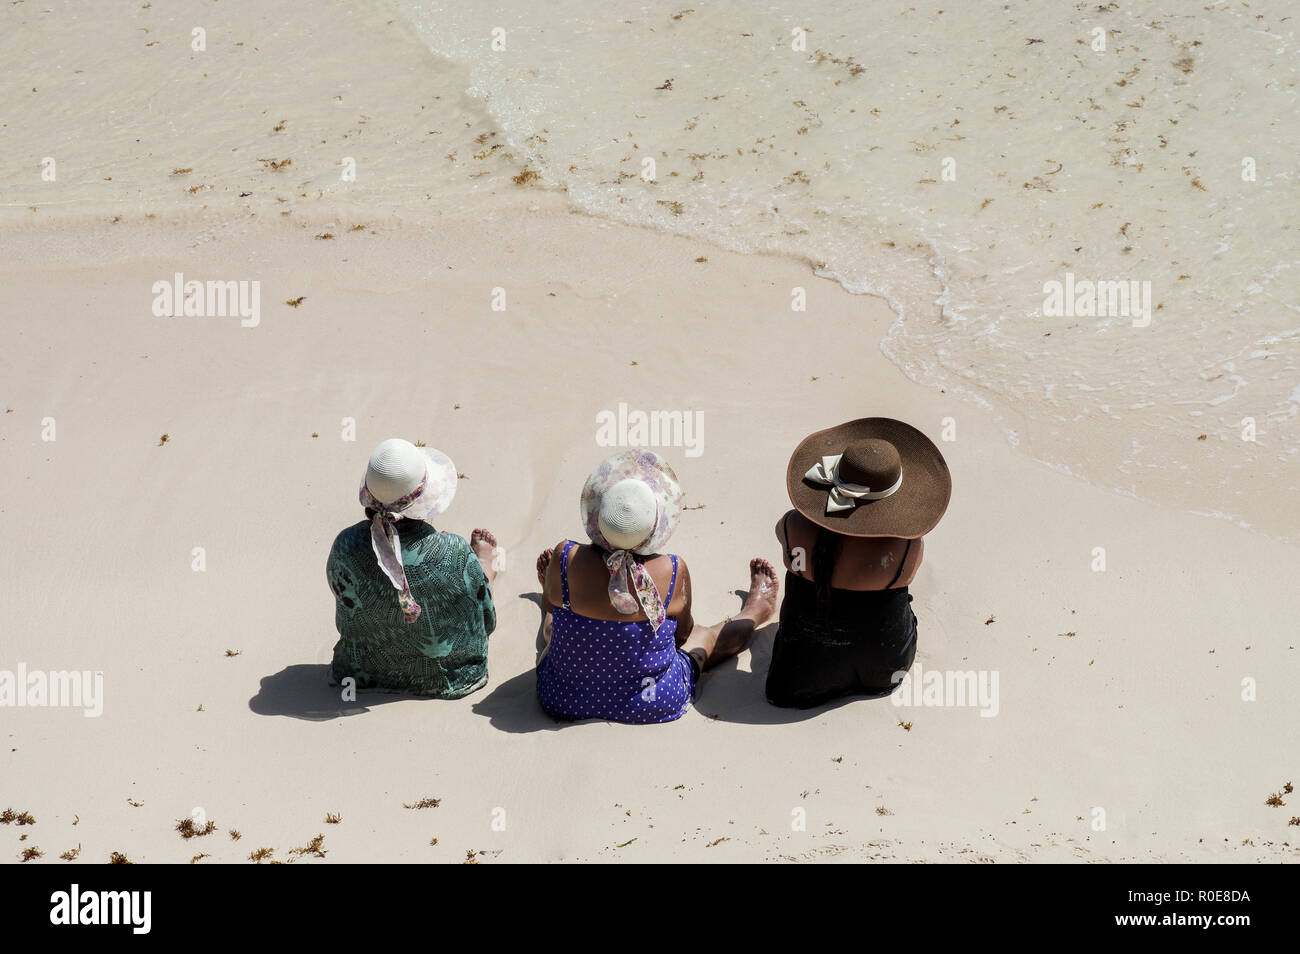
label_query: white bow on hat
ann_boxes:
[804,454,903,513]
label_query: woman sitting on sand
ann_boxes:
[534,449,778,724]
[326,438,500,698]
[767,418,951,709]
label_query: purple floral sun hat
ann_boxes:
[580,449,684,632]
[358,438,457,623]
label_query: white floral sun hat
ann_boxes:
[579,449,684,632]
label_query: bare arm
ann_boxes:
[896,536,924,587]
[774,511,793,572]
[673,560,695,646]
[775,509,810,577]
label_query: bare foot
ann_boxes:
[695,558,781,668]
[534,547,558,646]
[740,558,779,626]
[471,528,499,583]
[536,546,555,587]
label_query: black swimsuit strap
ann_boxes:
[886,539,912,589]
[791,518,912,591]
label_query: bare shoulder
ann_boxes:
[633,553,687,611]
[544,537,573,603]
[778,509,816,574]
[903,536,925,574]
[862,535,923,587]
[774,508,806,544]
[673,555,691,600]
[674,556,691,613]
[645,551,678,586]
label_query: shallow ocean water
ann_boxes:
[399,0,1300,539]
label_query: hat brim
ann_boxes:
[362,447,457,520]
[581,449,683,555]
[786,418,950,539]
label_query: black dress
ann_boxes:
[765,522,918,709]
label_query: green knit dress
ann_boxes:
[326,520,496,697]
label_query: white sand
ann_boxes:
[2,211,1297,863]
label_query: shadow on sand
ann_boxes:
[256,587,894,726]
[248,664,449,722]
[475,588,895,730]
[467,592,567,733]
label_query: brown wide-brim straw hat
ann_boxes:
[786,418,951,539]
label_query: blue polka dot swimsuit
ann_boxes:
[537,541,697,724]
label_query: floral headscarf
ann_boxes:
[356,445,458,624]
[360,478,428,623]
[600,547,669,633]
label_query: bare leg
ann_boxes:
[470,529,499,584]
[681,558,779,670]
